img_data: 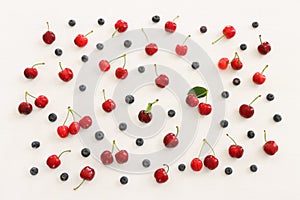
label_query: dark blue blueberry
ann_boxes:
[168,109,176,117]
[81,148,90,157]
[125,95,134,104]
[220,120,228,128]
[142,159,151,168]
[124,40,132,48]
[266,93,274,101]
[95,131,104,140]
[30,167,39,176]
[191,62,199,69]
[68,19,76,27]
[273,114,282,122]
[252,22,259,28]
[136,138,144,146]
[119,122,127,131]
[138,66,145,73]
[247,130,255,139]
[79,84,86,92]
[97,18,105,25]
[225,167,233,175]
[200,26,207,33]
[120,176,128,184]
[232,78,241,86]
[221,91,229,98]
[48,113,57,122]
[60,172,69,181]
[54,48,63,56]
[81,55,88,62]
[250,164,258,172]
[31,141,40,149]
[178,164,186,171]
[240,44,247,51]
[96,43,104,50]
[152,15,160,23]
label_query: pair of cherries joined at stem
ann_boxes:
[100,140,128,165]
[57,106,92,138]
[186,86,212,116]
[18,91,48,115]
[218,52,243,70]
[99,54,128,79]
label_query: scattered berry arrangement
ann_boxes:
[21,15,282,189]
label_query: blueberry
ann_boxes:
[120,176,128,185]
[220,120,228,128]
[168,109,176,117]
[97,18,105,26]
[266,93,274,101]
[252,22,259,28]
[68,19,76,27]
[250,164,258,172]
[48,113,57,122]
[30,167,39,176]
[152,15,160,23]
[178,164,186,172]
[119,122,127,131]
[124,40,132,48]
[60,172,69,181]
[79,84,86,92]
[225,167,233,175]
[200,26,207,33]
[240,44,247,51]
[232,78,241,86]
[81,55,88,62]
[138,66,145,73]
[247,130,255,139]
[191,62,200,69]
[54,48,63,56]
[142,159,151,168]
[31,141,40,149]
[136,138,144,146]
[81,148,91,157]
[95,131,104,140]
[125,95,134,104]
[96,43,104,50]
[273,114,282,122]
[221,91,229,99]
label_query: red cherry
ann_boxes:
[73,166,95,190]
[100,150,114,165]
[198,102,212,115]
[57,125,69,138]
[175,35,190,56]
[69,121,80,135]
[204,155,219,170]
[42,22,55,44]
[74,30,93,47]
[112,20,128,37]
[79,116,92,129]
[24,62,45,79]
[163,126,179,148]
[257,35,271,55]
[185,93,199,107]
[154,64,169,88]
[263,130,278,155]
[226,134,244,158]
[239,95,261,118]
[114,54,128,79]
[99,60,110,72]
[212,25,236,44]
[138,99,159,123]
[113,140,129,164]
[58,62,73,82]
[142,28,158,56]
[230,52,243,70]
[190,158,203,171]
[218,58,229,70]
[253,65,268,85]
[102,89,116,112]
[165,16,179,33]
[34,95,48,108]
[154,164,169,183]
[18,102,33,115]
[46,150,71,169]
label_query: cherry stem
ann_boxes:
[112,28,119,38]
[59,62,64,71]
[58,149,71,158]
[145,99,159,114]
[112,140,120,152]
[234,52,240,60]
[73,179,85,191]
[182,35,191,45]
[203,138,215,156]
[212,34,225,45]
[109,54,126,64]
[141,28,149,43]
[102,89,107,101]
[84,30,93,37]
[261,65,269,74]
[205,91,208,103]
[154,64,159,77]
[172,15,180,21]
[197,139,206,158]
[68,106,82,118]
[259,35,263,44]
[163,164,170,173]
[264,130,267,142]
[46,22,50,31]
[249,94,261,106]
[31,62,45,68]
[62,108,70,126]
[175,126,179,137]
[226,134,237,145]
[25,91,36,102]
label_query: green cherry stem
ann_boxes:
[141,28,149,43]
[154,64,159,77]
[264,130,267,142]
[84,30,93,37]
[175,126,179,137]
[259,35,263,44]
[25,91,36,102]
[226,134,237,145]
[31,62,45,68]
[234,52,240,59]
[203,138,215,156]
[102,89,107,101]
[212,35,225,45]
[112,28,119,38]
[163,164,170,173]
[68,106,82,119]
[73,179,85,191]
[249,95,262,106]
[261,65,269,74]
[46,22,50,31]
[145,99,159,114]
[108,54,126,64]
[182,35,191,45]
[59,62,64,71]
[112,140,120,153]
[58,150,71,158]
[62,108,71,126]
[172,15,180,21]
[197,139,206,158]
